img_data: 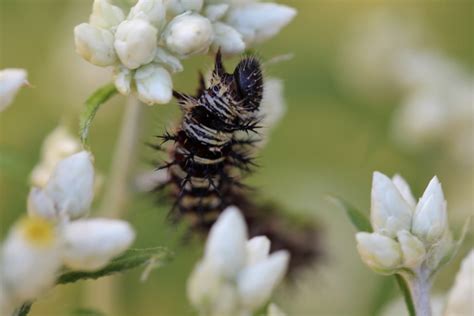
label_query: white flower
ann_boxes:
[128,0,167,29]
[153,49,183,73]
[61,218,135,271]
[113,65,133,95]
[391,174,417,209]
[237,250,289,311]
[89,0,125,30]
[204,4,229,22]
[356,232,402,273]
[0,68,28,111]
[27,187,57,221]
[0,217,61,304]
[226,3,296,45]
[163,12,214,57]
[168,0,204,15]
[114,19,158,69]
[396,230,425,269]
[212,22,245,55]
[30,126,82,188]
[74,23,117,66]
[445,250,474,316]
[370,172,413,238]
[188,206,290,316]
[412,176,448,244]
[43,151,95,220]
[135,64,173,104]
[204,206,247,278]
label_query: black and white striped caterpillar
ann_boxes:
[154,51,320,270]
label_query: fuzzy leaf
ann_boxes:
[57,247,173,285]
[79,83,118,145]
[329,195,372,232]
[395,274,416,316]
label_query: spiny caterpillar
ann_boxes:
[155,51,320,270]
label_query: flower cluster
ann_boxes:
[356,172,453,275]
[340,10,473,165]
[0,68,28,112]
[0,151,135,315]
[74,0,296,105]
[187,206,290,316]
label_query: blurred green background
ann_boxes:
[1,0,473,315]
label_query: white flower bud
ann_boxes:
[74,23,117,66]
[128,0,167,29]
[425,229,453,270]
[187,258,222,308]
[204,4,229,22]
[226,3,296,45]
[371,171,413,237]
[211,282,239,316]
[30,126,82,188]
[44,151,95,220]
[412,176,448,244]
[154,49,183,73]
[163,13,214,57]
[167,0,203,15]
[0,68,27,112]
[392,174,417,209]
[356,232,402,273]
[27,188,57,222]
[205,206,248,278]
[445,250,474,316]
[212,22,245,55]
[396,230,426,269]
[89,0,125,30]
[61,218,135,271]
[135,64,172,105]
[0,218,61,303]
[246,236,270,266]
[237,250,289,311]
[114,19,158,69]
[268,303,286,316]
[113,65,132,95]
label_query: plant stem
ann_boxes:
[402,268,432,316]
[83,95,144,315]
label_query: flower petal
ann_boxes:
[135,64,172,104]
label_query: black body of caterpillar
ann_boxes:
[155,51,321,271]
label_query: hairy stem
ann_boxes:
[402,268,432,316]
[83,96,143,315]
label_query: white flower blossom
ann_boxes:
[61,218,135,271]
[0,68,28,112]
[445,250,474,316]
[357,172,454,277]
[75,0,297,105]
[163,12,214,57]
[188,206,290,316]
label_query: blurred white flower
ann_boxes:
[358,172,454,276]
[75,0,296,105]
[445,249,474,316]
[74,23,117,66]
[114,19,158,69]
[0,217,62,308]
[134,64,173,104]
[61,218,135,271]
[188,206,290,316]
[163,12,214,57]
[30,126,82,188]
[0,68,28,112]
[226,3,296,45]
[356,232,402,273]
[370,172,413,238]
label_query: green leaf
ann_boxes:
[79,83,118,145]
[57,247,173,285]
[12,302,33,316]
[395,274,416,316]
[328,195,372,232]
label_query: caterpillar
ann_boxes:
[155,51,320,270]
